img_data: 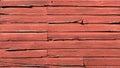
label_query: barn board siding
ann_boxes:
[0,0,120,67]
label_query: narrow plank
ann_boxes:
[0,15,48,23]
[48,32,120,40]
[1,15,120,24]
[48,49,120,57]
[0,58,83,66]
[84,58,120,66]
[50,0,120,7]
[0,15,82,23]
[1,40,120,50]
[82,16,120,24]
[48,7,120,15]
[0,63,22,67]
[1,0,49,7]
[86,66,120,68]
[1,24,119,32]
[1,0,120,7]
[48,24,120,32]
[0,24,48,32]
[0,7,47,15]
[0,33,47,41]
[2,66,46,68]
[49,66,84,68]
[0,50,47,58]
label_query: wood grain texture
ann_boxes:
[86,66,120,68]
[0,7,47,15]
[48,49,120,57]
[0,0,49,7]
[0,24,48,32]
[48,32,120,40]
[1,40,120,50]
[0,0,120,67]
[49,0,120,7]
[48,24,120,32]
[0,33,47,41]
[47,7,120,15]
[0,58,83,66]
[84,58,120,66]
[0,50,47,58]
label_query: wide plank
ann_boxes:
[48,49,120,57]
[0,33,47,41]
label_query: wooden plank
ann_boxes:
[0,7,47,15]
[0,0,49,7]
[0,15,48,23]
[50,0,120,7]
[48,24,120,32]
[0,15,82,23]
[82,16,120,24]
[0,33,47,41]
[1,40,120,50]
[0,50,47,58]
[1,0,120,7]
[48,32,120,40]
[49,66,84,68]
[0,63,22,67]
[1,15,120,24]
[3,7,120,15]
[0,24,48,32]
[0,58,83,66]
[1,24,119,32]
[84,58,120,66]
[48,7,120,15]
[86,66,120,68]
[48,49,120,57]
[2,66,44,68]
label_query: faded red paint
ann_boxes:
[0,0,120,68]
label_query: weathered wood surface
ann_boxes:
[0,0,120,68]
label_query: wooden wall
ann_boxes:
[0,0,120,68]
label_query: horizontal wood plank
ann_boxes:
[1,15,120,24]
[0,0,49,7]
[49,66,84,68]
[0,41,120,50]
[0,50,47,58]
[0,58,83,66]
[48,7,120,15]
[85,58,120,66]
[86,66,120,68]
[48,49,120,57]
[50,0,120,7]
[0,24,48,32]
[48,32,120,40]
[0,24,120,32]
[0,7,47,15]
[48,24,120,32]
[0,33,47,41]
